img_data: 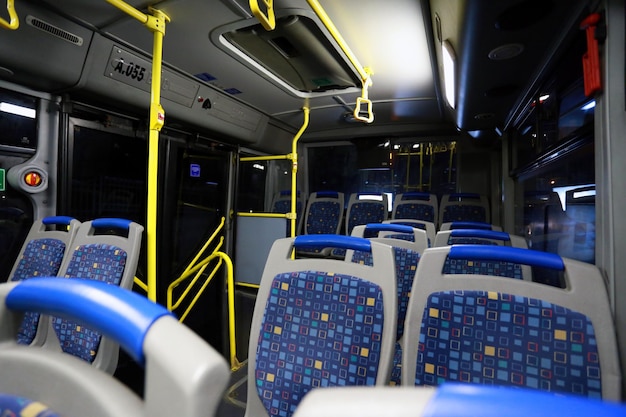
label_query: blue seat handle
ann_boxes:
[450,229,510,241]
[448,245,564,270]
[429,383,626,417]
[365,223,414,234]
[401,192,431,200]
[294,235,371,252]
[5,278,172,366]
[449,221,493,230]
[92,218,133,230]
[42,216,76,226]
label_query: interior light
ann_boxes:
[581,100,596,111]
[539,94,550,102]
[393,144,400,150]
[442,40,456,109]
[412,144,420,149]
[0,102,36,118]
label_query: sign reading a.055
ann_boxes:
[112,59,146,82]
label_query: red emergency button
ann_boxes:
[24,171,42,187]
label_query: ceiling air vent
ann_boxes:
[219,14,361,96]
[26,15,83,46]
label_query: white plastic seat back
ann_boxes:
[384,219,436,247]
[439,221,502,231]
[345,193,389,235]
[303,191,345,235]
[402,245,621,400]
[8,216,81,346]
[434,229,528,248]
[392,192,438,226]
[438,193,490,228]
[0,278,229,417]
[41,218,144,373]
[245,235,398,417]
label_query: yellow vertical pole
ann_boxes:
[145,9,169,302]
[0,0,19,29]
[106,1,170,302]
[290,106,310,238]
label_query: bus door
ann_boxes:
[0,87,51,280]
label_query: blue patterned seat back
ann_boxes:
[443,257,523,279]
[52,243,127,363]
[395,204,435,223]
[347,202,387,235]
[11,238,67,346]
[382,233,415,242]
[306,201,342,234]
[255,270,385,417]
[351,247,420,385]
[442,205,487,223]
[0,393,60,417]
[414,290,602,398]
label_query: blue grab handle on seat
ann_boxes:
[294,235,372,252]
[450,221,493,230]
[42,216,76,226]
[6,278,172,366]
[365,223,414,234]
[92,218,133,230]
[448,245,564,270]
[450,229,510,241]
[424,383,626,417]
[402,192,431,200]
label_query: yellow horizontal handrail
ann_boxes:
[1,0,19,30]
[240,154,291,162]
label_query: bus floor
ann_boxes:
[216,360,248,417]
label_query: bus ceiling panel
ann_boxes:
[68,0,445,137]
[430,0,590,133]
[74,34,270,144]
[0,2,94,92]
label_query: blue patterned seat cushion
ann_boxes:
[443,257,523,280]
[442,205,487,223]
[255,270,385,417]
[352,248,420,341]
[414,290,602,398]
[0,393,60,417]
[395,204,435,223]
[390,341,403,385]
[52,243,127,363]
[347,202,387,235]
[12,238,66,346]
[306,201,342,234]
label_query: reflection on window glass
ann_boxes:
[517,141,594,264]
[307,140,457,210]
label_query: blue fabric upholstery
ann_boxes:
[11,238,67,346]
[52,243,127,363]
[351,247,420,385]
[0,393,60,417]
[273,199,303,236]
[442,205,487,224]
[306,201,342,234]
[347,202,387,235]
[395,204,435,223]
[255,270,385,417]
[443,257,523,280]
[414,290,602,398]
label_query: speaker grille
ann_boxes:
[26,15,83,46]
